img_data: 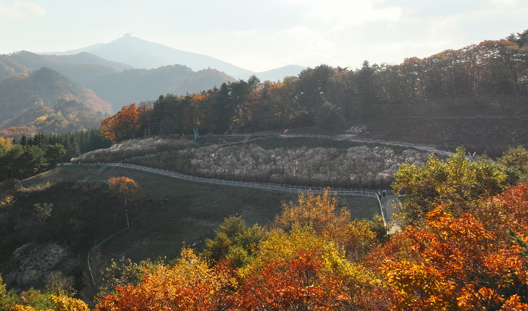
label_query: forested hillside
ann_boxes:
[0,67,111,136]
[96,31,528,154]
[0,55,30,81]
[87,65,235,112]
[0,129,111,181]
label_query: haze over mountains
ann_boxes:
[42,34,305,82]
[0,67,111,135]
[0,55,30,80]
[0,34,304,135]
[6,51,121,86]
[87,65,236,110]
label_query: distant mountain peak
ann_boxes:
[40,36,255,77]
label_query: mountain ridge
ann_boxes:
[44,35,255,77]
[0,55,31,80]
[6,51,120,86]
[45,52,132,71]
[87,65,236,112]
[0,67,111,135]
[39,35,306,81]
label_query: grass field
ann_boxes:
[22,166,379,279]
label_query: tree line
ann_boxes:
[100,31,528,142]
[0,129,111,181]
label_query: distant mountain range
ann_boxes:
[0,35,306,135]
[87,65,236,110]
[45,52,132,71]
[44,35,253,77]
[4,50,238,112]
[6,51,121,86]
[42,35,305,82]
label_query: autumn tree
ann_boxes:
[0,275,17,311]
[96,248,234,311]
[97,257,164,300]
[108,176,144,203]
[228,250,349,310]
[242,226,381,310]
[100,103,151,142]
[203,216,265,267]
[382,205,528,310]
[0,137,12,155]
[498,146,528,184]
[11,294,89,311]
[393,147,509,225]
[274,190,380,261]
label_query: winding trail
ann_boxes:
[65,162,395,228]
[70,133,441,232]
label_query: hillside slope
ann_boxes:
[0,67,111,134]
[0,165,378,295]
[6,51,121,86]
[0,55,30,81]
[88,65,235,112]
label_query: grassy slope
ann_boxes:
[22,165,378,268]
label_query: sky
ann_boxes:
[1,0,527,72]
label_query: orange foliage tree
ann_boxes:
[227,250,348,310]
[95,248,235,311]
[11,294,90,311]
[371,183,528,310]
[107,176,144,202]
[100,103,151,142]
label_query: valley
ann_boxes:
[0,27,527,310]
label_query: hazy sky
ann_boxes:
[1,0,527,72]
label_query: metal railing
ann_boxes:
[65,162,394,237]
[65,160,392,283]
[64,162,379,198]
